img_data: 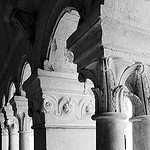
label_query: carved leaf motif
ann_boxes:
[108,69,116,112]
[142,74,150,114]
[135,65,150,115]
[125,92,145,116]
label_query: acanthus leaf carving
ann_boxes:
[78,57,117,113]
[135,64,150,115]
[112,85,145,117]
[125,92,145,117]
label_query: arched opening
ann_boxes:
[44,9,80,73]
[1,94,6,108]
[19,62,34,150]
[8,82,16,102]
[20,62,32,96]
[42,8,96,150]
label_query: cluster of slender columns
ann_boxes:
[0,96,33,150]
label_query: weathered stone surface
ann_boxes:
[130,115,150,150]
[92,112,126,150]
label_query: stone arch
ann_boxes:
[34,0,104,68]
[44,8,80,73]
[0,94,6,109]
[16,54,33,95]
[18,63,32,96]
[6,78,16,103]
[1,94,6,108]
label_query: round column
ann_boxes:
[92,112,126,150]
[8,122,19,150]
[130,115,150,150]
[9,130,19,150]
[2,127,9,150]
[19,131,30,150]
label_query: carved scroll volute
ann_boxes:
[78,57,117,114]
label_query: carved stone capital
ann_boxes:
[4,103,19,134]
[0,110,8,135]
[11,96,33,132]
[0,109,5,124]
[78,57,117,113]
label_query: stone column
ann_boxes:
[67,5,128,149]
[13,96,31,150]
[19,130,30,150]
[130,115,150,150]
[5,104,19,150]
[0,111,9,150]
[1,125,9,150]
[8,120,19,150]
[92,112,126,150]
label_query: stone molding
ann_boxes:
[42,92,94,124]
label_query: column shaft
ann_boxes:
[19,131,30,150]
[9,133,19,150]
[2,129,9,150]
[130,115,150,150]
[93,112,126,150]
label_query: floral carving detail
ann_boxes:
[55,97,76,116]
[63,102,73,114]
[42,93,95,120]
[42,94,57,113]
[77,98,95,120]
[85,103,94,115]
